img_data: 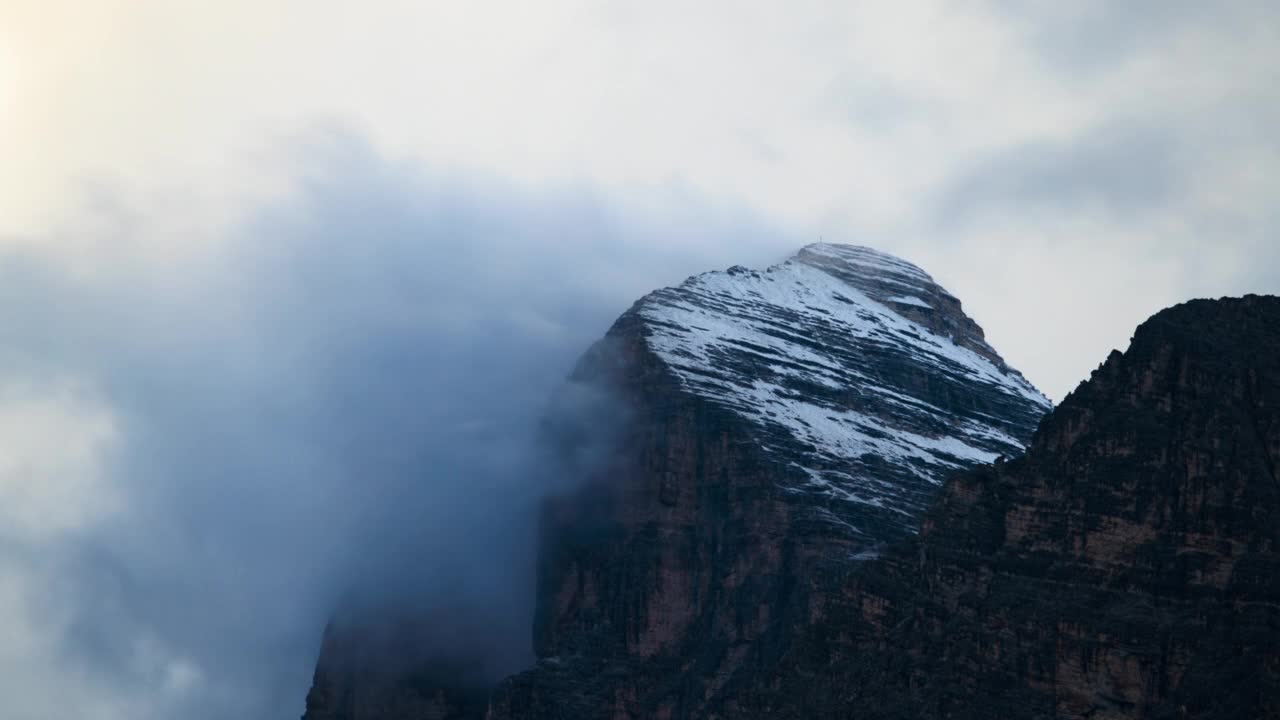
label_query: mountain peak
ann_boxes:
[306,243,1059,720]
[793,243,1007,363]
[482,246,1055,719]
[795,242,935,283]
[632,243,1050,542]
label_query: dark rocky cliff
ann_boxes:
[758,294,1280,719]
[304,250,1280,719]
[303,243,1052,719]
[485,244,1052,719]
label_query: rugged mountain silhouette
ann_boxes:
[486,243,1051,719]
[751,294,1280,719]
[303,247,1279,719]
[303,243,1051,719]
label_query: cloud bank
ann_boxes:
[0,133,792,720]
[1,2,1278,718]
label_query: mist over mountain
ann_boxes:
[299,234,1280,720]
[304,243,1055,718]
[4,5,1280,718]
[0,137,797,720]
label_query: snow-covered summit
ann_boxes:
[794,243,1011,366]
[636,243,1051,543]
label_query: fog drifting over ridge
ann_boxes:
[1,126,1272,719]
[2,1,1279,718]
[0,134,794,720]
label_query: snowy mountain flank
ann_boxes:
[638,242,1051,545]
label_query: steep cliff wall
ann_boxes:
[302,265,1279,719]
[486,244,1051,719]
[304,243,1051,720]
[764,294,1280,719]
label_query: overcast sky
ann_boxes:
[1,2,1278,719]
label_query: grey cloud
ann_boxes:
[998,0,1229,72]
[931,125,1182,227]
[5,2,1280,715]
[822,75,931,134]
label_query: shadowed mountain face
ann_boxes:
[303,243,1052,720]
[751,294,1280,719]
[301,247,1280,720]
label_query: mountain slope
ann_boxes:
[483,243,1052,719]
[639,243,1048,543]
[763,294,1280,719]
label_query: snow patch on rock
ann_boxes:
[636,243,1051,537]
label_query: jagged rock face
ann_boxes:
[486,244,1051,719]
[302,249,1277,720]
[759,295,1280,719]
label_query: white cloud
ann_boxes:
[0,1,1265,233]
[2,2,1275,396]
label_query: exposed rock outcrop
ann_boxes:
[758,294,1280,719]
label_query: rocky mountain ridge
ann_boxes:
[753,293,1280,719]
[637,243,1050,545]
[480,245,1051,719]
[302,248,1279,720]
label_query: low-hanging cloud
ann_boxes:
[0,130,794,720]
[3,3,1279,717]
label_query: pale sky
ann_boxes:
[4,1,1278,399]
[0,2,1278,719]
